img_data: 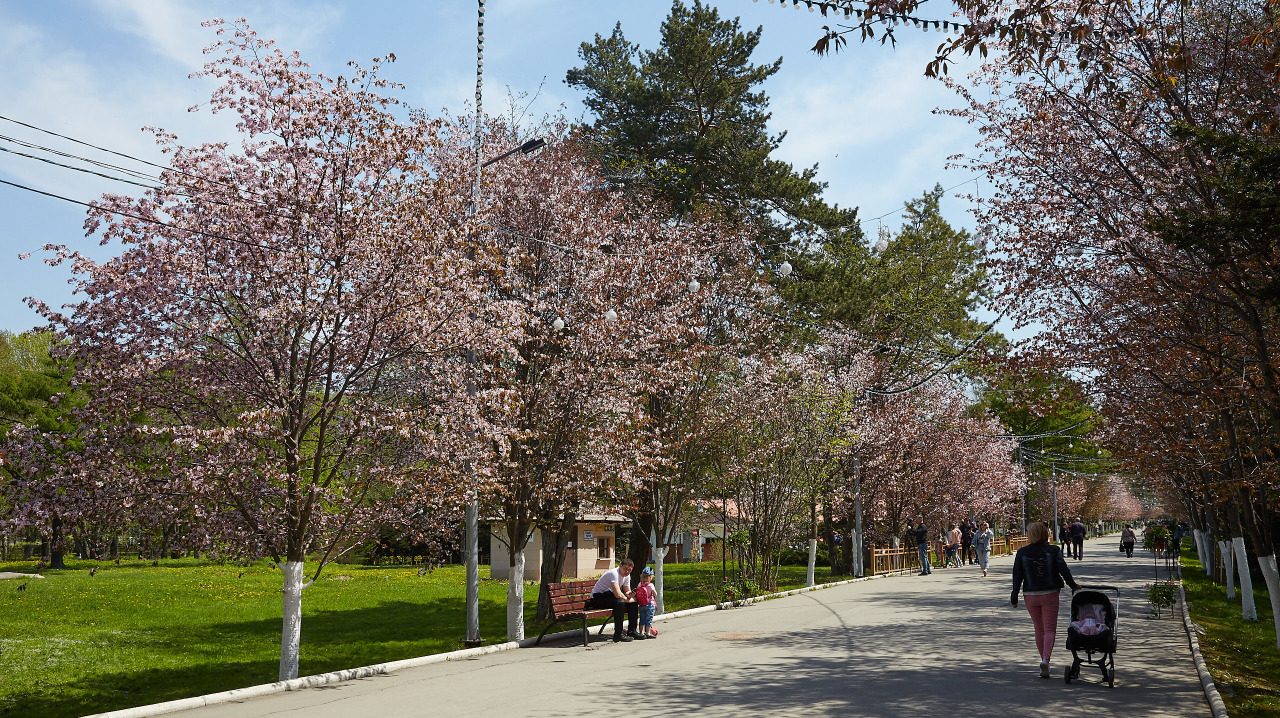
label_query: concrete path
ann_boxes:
[182,536,1206,717]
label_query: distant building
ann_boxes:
[489,514,628,581]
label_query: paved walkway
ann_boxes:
[182,536,1206,717]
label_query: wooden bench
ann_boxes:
[534,579,614,647]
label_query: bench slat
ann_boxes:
[546,580,617,621]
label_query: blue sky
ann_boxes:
[0,0,990,334]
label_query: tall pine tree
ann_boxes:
[566,0,858,253]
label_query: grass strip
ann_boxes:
[1180,546,1280,718]
[0,557,832,717]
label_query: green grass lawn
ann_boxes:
[1181,546,1280,718]
[0,557,832,717]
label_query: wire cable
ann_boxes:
[0,177,282,253]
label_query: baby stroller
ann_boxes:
[1065,584,1119,687]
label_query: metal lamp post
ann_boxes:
[463,0,545,649]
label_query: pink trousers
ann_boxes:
[1024,592,1060,662]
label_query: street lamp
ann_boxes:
[482,138,547,168]
[463,0,547,650]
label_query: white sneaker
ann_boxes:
[1039,661,1050,678]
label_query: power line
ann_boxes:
[861,174,983,225]
[0,113,253,197]
[865,304,1006,397]
[0,143,163,192]
[0,177,282,253]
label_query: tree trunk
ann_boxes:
[1219,541,1236,599]
[507,549,526,642]
[49,514,66,569]
[158,522,173,563]
[653,527,665,616]
[821,499,837,576]
[840,517,853,575]
[536,513,575,621]
[1257,554,1280,649]
[1192,529,1208,575]
[278,560,305,681]
[1233,537,1258,621]
[626,518,653,569]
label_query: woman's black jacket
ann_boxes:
[1011,542,1079,601]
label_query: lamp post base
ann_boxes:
[463,638,486,649]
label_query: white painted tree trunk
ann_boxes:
[1201,531,1214,576]
[1233,537,1258,621]
[1218,541,1236,599]
[653,529,665,616]
[806,538,817,587]
[507,549,525,641]
[279,560,305,682]
[1257,554,1280,649]
[1192,530,1207,574]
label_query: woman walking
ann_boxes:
[1011,522,1081,678]
[1120,524,1136,558]
[973,521,995,577]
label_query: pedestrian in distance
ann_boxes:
[1069,518,1087,560]
[1011,521,1081,679]
[973,521,995,577]
[910,517,932,575]
[947,523,962,568]
[635,566,658,638]
[587,558,641,642]
[960,519,975,565]
[1120,524,1136,558]
[1058,522,1070,549]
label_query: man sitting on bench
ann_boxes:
[587,558,642,642]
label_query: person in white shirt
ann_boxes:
[587,558,641,642]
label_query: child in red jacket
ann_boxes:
[635,567,658,637]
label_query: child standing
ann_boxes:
[635,566,658,638]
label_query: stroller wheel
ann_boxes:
[1107,667,1115,687]
[1064,670,1071,684]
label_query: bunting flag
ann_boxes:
[758,0,1140,39]
[756,0,971,33]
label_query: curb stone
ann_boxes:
[1176,563,1230,718]
[83,568,915,718]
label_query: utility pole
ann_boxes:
[463,0,486,650]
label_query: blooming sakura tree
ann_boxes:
[851,375,1023,546]
[946,0,1280,643]
[461,119,752,640]
[27,22,499,680]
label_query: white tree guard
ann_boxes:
[653,528,665,616]
[1233,537,1257,621]
[806,538,817,587]
[507,550,525,641]
[1257,554,1280,650]
[1193,529,1209,575]
[279,560,305,681]
[1218,541,1235,599]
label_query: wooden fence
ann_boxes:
[867,535,1029,576]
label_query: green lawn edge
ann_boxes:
[0,557,834,718]
[1180,546,1280,718]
